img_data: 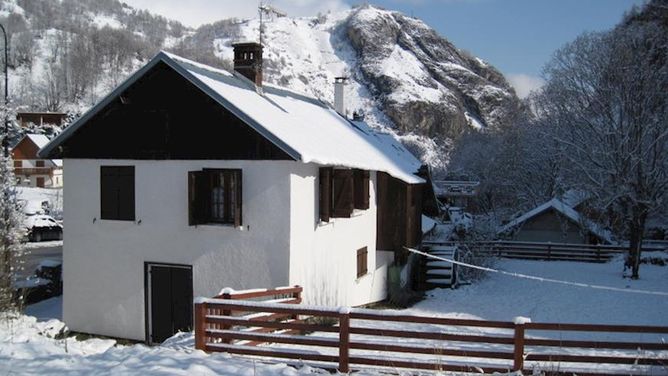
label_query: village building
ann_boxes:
[12,134,63,187]
[17,112,67,128]
[39,44,435,343]
[497,198,612,244]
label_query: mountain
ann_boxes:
[0,0,522,172]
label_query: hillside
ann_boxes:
[0,0,522,172]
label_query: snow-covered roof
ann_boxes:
[26,134,51,149]
[497,198,613,244]
[39,51,424,184]
[15,134,62,166]
[561,189,588,208]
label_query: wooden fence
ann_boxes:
[194,291,668,375]
[424,240,668,262]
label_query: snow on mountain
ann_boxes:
[1,1,521,173]
[206,6,521,171]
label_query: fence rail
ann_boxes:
[423,240,667,262]
[194,289,668,375]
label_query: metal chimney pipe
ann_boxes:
[334,77,347,117]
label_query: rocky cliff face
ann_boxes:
[343,6,521,139]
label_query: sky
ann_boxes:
[122,0,646,97]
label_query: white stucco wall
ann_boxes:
[63,159,295,341]
[288,165,389,307]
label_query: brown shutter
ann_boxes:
[234,169,242,227]
[100,166,117,219]
[188,170,208,225]
[357,247,368,278]
[117,166,135,221]
[332,169,354,218]
[353,169,370,210]
[319,167,332,222]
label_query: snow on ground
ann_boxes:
[0,305,378,375]
[3,256,666,375]
[17,187,63,218]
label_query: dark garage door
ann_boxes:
[145,263,193,344]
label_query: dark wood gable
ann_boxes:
[51,62,293,160]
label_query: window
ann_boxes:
[319,168,370,221]
[189,169,242,226]
[357,247,368,278]
[13,160,21,168]
[35,160,45,167]
[100,166,135,221]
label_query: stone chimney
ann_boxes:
[334,76,347,117]
[233,42,263,87]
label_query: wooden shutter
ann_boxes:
[101,166,134,221]
[332,169,354,218]
[233,169,242,227]
[188,170,208,226]
[319,167,332,222]
[353,169,370,210]
[100,166,117,219]
[117,166,135,221]
[357,247,368,278]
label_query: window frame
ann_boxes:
[189,168,242,227]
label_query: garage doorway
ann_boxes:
[144,262,193,345]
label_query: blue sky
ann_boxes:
[123,0,646,96]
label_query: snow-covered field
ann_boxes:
[17,187,64,218]
[2,256,667,375]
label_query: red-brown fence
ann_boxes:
[194,291,668,375]
[424,240,667,262]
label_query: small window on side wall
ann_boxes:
[357,247,368,278]
[100,166,135,221]
[188,169,242,226]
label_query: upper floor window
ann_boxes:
[319,168,369,222]
[100,166,135,221]
[189,169,242,226]
[35,160,45,167]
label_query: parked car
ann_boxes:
[24,215,63,242]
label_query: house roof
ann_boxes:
[497,198,614,244]
[14,134,63,167]
[39,51,424,184]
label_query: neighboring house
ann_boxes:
[497,198,613,244]
[434,180,479,210]
[17,112,67,128]
[38,43,434,344]
[12,134,63,187]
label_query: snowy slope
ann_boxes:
[3,1,520,173]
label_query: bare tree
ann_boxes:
[536,24,668,278]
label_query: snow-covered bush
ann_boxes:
[0,155,26,313]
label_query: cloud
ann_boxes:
[506,73,545,99]
[122,0,349,28]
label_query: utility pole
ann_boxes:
[0,23,8,157]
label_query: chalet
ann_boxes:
[12,134,63,187]
[497,198,612,244]
[17,112,67,128]
[38,43,434,343]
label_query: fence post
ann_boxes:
[222,291,232,344]
[339,308,350,373]
[596,245,601,262]
[513,322,525,371]
[292,285,302,327]
[194,302,207,351]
